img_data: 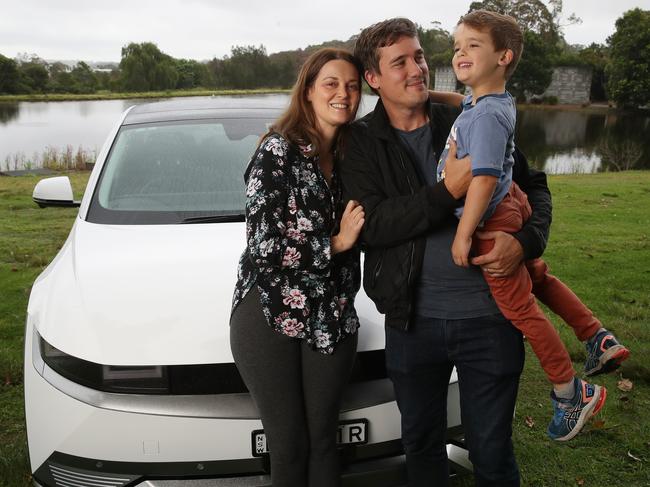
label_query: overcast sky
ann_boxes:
[0,0,646,63]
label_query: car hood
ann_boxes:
[28,218,384,365]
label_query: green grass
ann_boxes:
[0,88,290,103]
[1,172,649,486]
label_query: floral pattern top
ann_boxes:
[231,133,360,354]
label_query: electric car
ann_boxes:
[25,96,469,487]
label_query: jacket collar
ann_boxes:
[367,97,433,142]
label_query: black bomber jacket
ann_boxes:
[339,98,553,331]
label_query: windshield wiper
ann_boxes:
[181,214,245,224]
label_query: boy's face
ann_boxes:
[453,23,510,89]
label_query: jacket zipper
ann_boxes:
[397,150,416,330]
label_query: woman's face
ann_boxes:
[307,59,361,136]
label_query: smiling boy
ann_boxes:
[437,9,629,442]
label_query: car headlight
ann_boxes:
[40,337,170,394]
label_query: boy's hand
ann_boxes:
[471,230,523,277]
[452,233,472,267]
[443,139,472,199]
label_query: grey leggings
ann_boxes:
[230,287,357,487]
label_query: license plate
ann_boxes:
[251,419,369,457]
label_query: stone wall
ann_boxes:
[433,65,592,104]
[433,66,457,92]
[542,66,592,104]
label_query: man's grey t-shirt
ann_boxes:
[396,124,500,319]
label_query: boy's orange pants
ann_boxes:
[474,183,601,384]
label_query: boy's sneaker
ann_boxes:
[584,329,630,376]
[547,377,607,441]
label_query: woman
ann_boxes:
[230,48,365,487]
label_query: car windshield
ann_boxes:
[87,118,272,224]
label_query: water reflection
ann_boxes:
[0,96,648,173]
[515,107,650,173]
[0,103,19,125]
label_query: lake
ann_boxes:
[1,94,649,173]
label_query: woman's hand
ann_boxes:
[332,200,365,254]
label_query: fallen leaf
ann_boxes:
[591,419,606,430]
[576,478,585,486]
[627,450,642,462]
[618,378,633,392]
[524,416,535,428]
[619,395,629,402]
[11,267,18,272]
[4,374,11,386]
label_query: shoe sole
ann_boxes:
[585,345,631,377]
[553,385,607,442]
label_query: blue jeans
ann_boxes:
[386,313,524,487]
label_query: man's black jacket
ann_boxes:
[339,98,553,331]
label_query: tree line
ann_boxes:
[0,1,648,108]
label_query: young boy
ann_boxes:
[437,10,630,441]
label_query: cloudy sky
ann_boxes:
[0,0,645,63]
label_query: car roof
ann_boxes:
[123,95,287,125]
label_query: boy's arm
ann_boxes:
[471,148,552,276]
[452,175,498,267]
[429,90,464,107]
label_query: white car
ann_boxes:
[24,97,469,487]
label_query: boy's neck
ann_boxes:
[469,78,507,104]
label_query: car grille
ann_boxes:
[47,463,137,487]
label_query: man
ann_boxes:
[339,18,552,487]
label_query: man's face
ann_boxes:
[365,35,430,111]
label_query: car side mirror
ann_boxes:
[33,176,81,208]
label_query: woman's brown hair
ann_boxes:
[269,48,362,157]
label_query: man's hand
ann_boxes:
[471,230,524,277]
[443,139,472,199]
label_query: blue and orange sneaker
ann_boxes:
[547,377,607,441]
[584,329,630,377]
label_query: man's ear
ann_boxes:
[364,69,380,91]
[498,49,514,68]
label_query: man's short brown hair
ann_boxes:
[457,9,524,79]
[354,17,419,76]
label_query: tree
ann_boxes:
[18,61,49,93]
[0,53,20,94]
[71,62,99,93]
[468,0,580,45]
[578,43,609,102]
[606,8,650,108]
[219,45,273,89]
[119,42,178,91]
[508,30,553,100]
[418,22,454,68]
[175,59,214,89]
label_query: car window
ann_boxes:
[87,118,272,224]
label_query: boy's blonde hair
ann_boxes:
[457,9,524,79]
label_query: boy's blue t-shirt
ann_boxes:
[437,92,516,221]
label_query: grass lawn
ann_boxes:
[1,171,649,486]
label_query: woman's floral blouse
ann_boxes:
[231,133,360,354]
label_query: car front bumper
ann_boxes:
[25,320,468,487]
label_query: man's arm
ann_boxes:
[340,127,470,248]
[511,150,552,259]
